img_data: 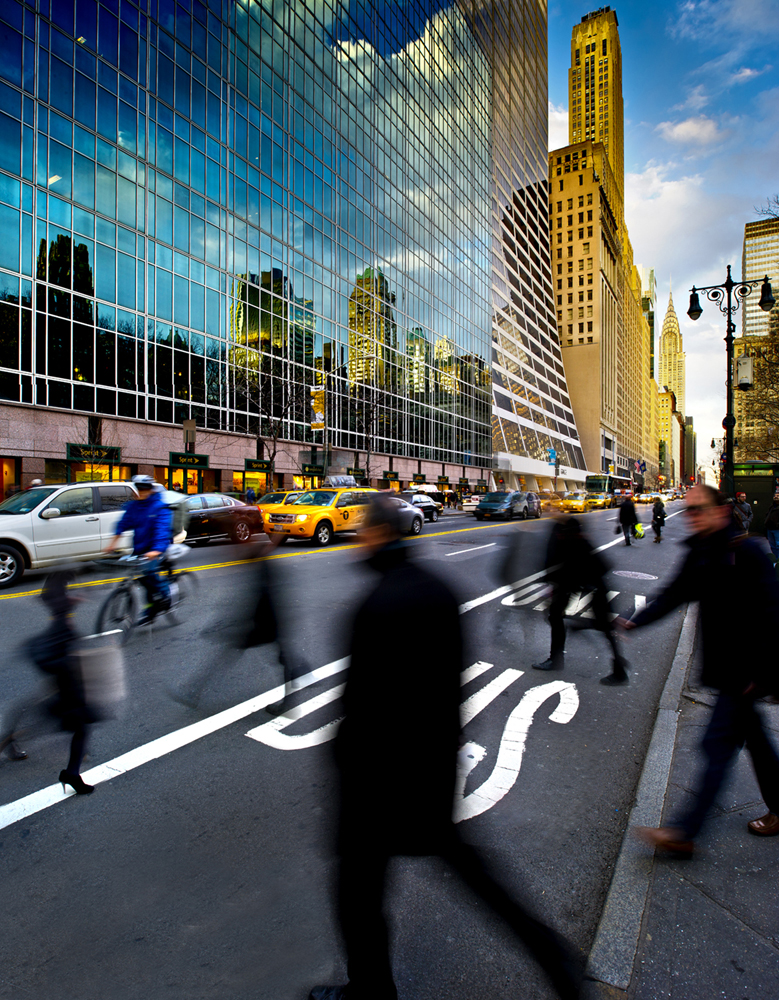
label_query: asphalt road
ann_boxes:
[0,503,691,1000]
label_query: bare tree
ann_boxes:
[229,351,310,469]
[352,383,395,484]
[755,195,779,219]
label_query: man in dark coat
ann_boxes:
[310,495,579,1000]
[532,516,628,684]
[618,495,638,545]
[651,498,666,543]
[622,485,779,854]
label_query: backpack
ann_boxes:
[161,493,190,541]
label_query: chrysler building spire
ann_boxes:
[658,292,685,415]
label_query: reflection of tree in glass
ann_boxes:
[36,235,94,296]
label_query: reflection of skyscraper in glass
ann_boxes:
[406,328,430,396]
[348,268,397,388]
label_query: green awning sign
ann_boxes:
[438,476,450,485]
[348,468,365,477]
[67,443,122,463]
[169,451,209,469]
[383,471,399,481]
[302,464,324,475]
[245,459,272,472]
[412,474,426,483]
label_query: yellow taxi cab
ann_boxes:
[562,491,589,513]
[585,492,612,510]
[255,490,302,519]
[263,487,378,546]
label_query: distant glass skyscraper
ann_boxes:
[0,0,582,497]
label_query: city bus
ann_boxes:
[585,473,633,506]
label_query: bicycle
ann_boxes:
[95,545,198,643]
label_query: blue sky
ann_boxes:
[548,0,779,474]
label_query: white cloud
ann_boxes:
[548,100,569,151]
[656,115,726,145]
[673,84,709,111]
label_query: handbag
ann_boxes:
[634,523,645,539]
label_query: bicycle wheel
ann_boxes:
[167,570,198,626]
[96,583,137,644]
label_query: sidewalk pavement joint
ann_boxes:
[584,602,699,992]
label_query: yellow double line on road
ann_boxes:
[0,519,537,602]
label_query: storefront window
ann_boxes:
[154,465,215,493]
[44,459,131,482]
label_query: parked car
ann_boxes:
[398,492,440,522]
[264,488,378,546]
[461,494,483,513]
[184,493,265,544]
[386,495,425,536]
[475,491,541,520]
[0,481,142,588]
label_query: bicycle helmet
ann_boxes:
[132,474,156,489]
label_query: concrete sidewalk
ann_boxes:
[584,608,779,1000]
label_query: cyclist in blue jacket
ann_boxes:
[104,475,174,624]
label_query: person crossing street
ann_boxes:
[619,495,639,546]
[651,497,666,543]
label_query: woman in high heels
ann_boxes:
[28,572,96,795]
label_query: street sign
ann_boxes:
[66,443,122,463]
[383,471,399,481]
[244,458,271,472]
[302,464,324,475]
[548,448,557,464]
[183,418,196,446]
[169,451,209,469]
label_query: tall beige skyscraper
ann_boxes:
[742,218,779,337]
[657,293,686,416]
[568,6,624,201]
[549,7,659,485]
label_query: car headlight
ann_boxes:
[296,514,308,522]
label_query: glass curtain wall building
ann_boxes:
[0,0,582,496]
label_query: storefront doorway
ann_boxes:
[154,465,215,494]
[0,458,18,501]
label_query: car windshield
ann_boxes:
[292,490,337,507]
[258,493,287,504]
[589,494,606,499]
[0,487,59,513]
[482,492,509,502]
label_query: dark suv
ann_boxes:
[475,491,541,521]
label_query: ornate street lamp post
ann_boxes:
[687,266,774,497]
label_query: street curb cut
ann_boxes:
[584,601,699,992]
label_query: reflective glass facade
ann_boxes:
[0,0,582,484]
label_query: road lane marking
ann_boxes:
[461,661,494,684]
[0,657,348,832]
[635,595,646,613]
[460,670,524,726]
[445,542,497,557]
[0,526,649,829]
[0,521,538,601]
[455,680,579,823]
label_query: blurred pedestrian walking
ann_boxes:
[732,491,753,535]
[1,572,98,793]
[245,486,256,505]
[532,516,628,684]
[651,497,666,543]
[764,493,779,560]
[621,486,779,855]
[309,495,581,1000]
[618,495,638,546]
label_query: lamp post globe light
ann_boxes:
[687,266,775,497]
